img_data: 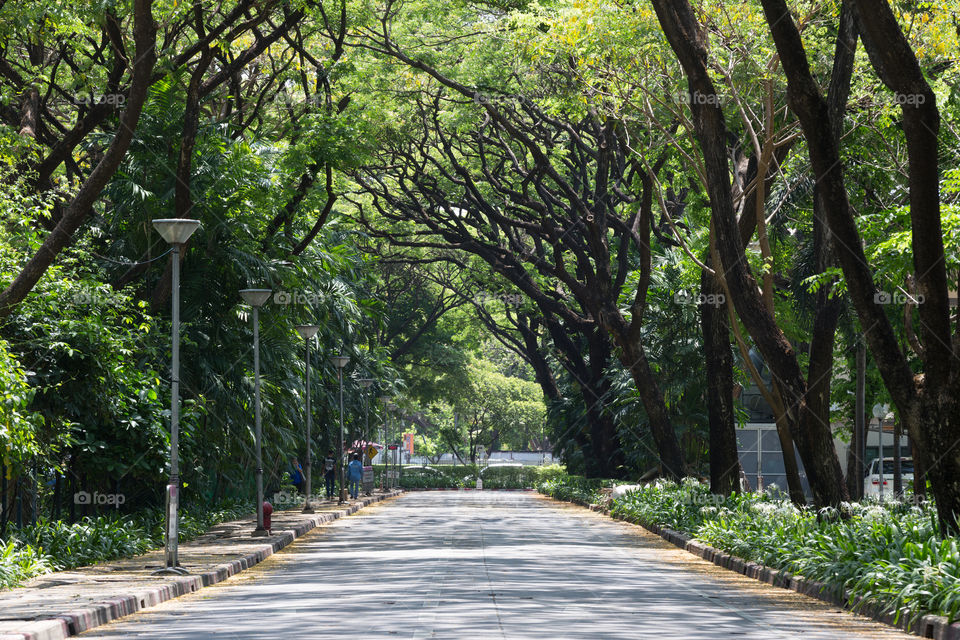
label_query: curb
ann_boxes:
[0,491,403,640]
[546,494,959,639]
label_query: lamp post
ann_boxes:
[378,396,392,490]
[358,379,374,495]
[873,403,889,500]
[240,289,272,536]
[296,325,320,513]
[358,379,374,451]
[152,218,200,575]
[331,355,350,503]
[387,401,398,488]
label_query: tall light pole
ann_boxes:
[378,396,392,490]
[358,379,374,495]
[331,355,350,503]
[152,218,200,575]
[296,325,320,513]
[358,379,374,451]
[387,401,398,488]
[240,289,272,536]
[873,403,889,500]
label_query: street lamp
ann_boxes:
[331,355,350,503]
[240,289,272,536]
[358,379,375,448]
[872,403,889,500]
[358,379,375,495]
[378,396,391,491]
[295,325,320,513]
[152,218,200,575]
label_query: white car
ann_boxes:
[863,457,914,499]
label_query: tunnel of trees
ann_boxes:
[0,0,959,534]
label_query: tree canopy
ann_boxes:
[2,0,960,533]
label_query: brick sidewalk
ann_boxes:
[0,491,402,640]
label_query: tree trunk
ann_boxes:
[652,0,849,506]
[852,0,960,535]
[769,399,806,503]
[910,434,926,500]
[700,265,741,495]
[758,0,960,533]
[618,341,685,480]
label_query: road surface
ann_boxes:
[80,491,912,639]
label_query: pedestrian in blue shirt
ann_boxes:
[347,454,363,499]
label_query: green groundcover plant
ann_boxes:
[539,474,960,625]
[0,500,253,590]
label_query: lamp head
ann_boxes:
[152,219,200,245]
[295,324,320,340]
[358,378,375,388]
[330,355,350,369]
[239,289,272,307]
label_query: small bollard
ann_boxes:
[262,501,273,533]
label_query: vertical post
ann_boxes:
[893,416,902,498]
[855,341,866,499]
[338,368,345,503]
[381,407,388,491]
[756,425,763,493]
[152,219,199,575]
[166,243,181,570]
[303,336,314,513]
[878,416,885,501]
[242,289,271,536]
[253,304,265,533]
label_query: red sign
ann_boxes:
[387,444,399,450]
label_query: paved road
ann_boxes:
[80,492,912,639]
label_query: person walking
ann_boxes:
[347,454,363,500]
[323,450,336,500]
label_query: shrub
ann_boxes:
[536,472,610,504]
